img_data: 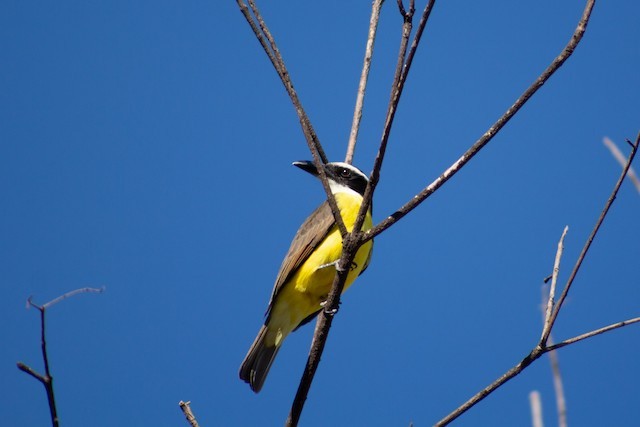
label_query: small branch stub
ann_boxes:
[179,401,200,427]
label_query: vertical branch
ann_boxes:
[541,226,568,343]
[345,0,385,164]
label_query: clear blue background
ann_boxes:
[2,1,639,426]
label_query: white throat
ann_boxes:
[328,180,361,198]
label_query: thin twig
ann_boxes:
[547,317,640,351]
[603,136,640,193]
[364,0,597,244]
[541,227,568,344]
[179,401,200,427]
[17,287,104,427]
[40,286,105,309]
[345,0,385,164]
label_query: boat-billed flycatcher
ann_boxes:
[239,160,374,393]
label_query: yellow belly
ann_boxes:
[267,193,373,347]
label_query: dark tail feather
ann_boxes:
[239,325,280,393]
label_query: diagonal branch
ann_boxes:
[364,0,597,243]
[179,401,200,427]
[237,0,326,164]
[236,0,348,237]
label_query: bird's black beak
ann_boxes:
[293,160,320,177]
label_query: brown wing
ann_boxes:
[265,201,335,319]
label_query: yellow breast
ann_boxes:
[267,192,373,346]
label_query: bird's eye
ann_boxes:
[340,168,351,178]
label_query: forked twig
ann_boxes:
[17,287,104,427]
[436,132,639,426]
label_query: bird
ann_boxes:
[239,160,374,393]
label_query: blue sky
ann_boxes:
[2,1,639,426]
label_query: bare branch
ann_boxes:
[436,349,542,426]
[345,0,385,164]
[365,0,597,243]
[236,0,348,237]
[603,136,640,193]
[547,317,640,352]
[179,401,200,427]
[40,286,105,310]
[236,0,326,164]
[529,391,543,427]
[541,226,568,344]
